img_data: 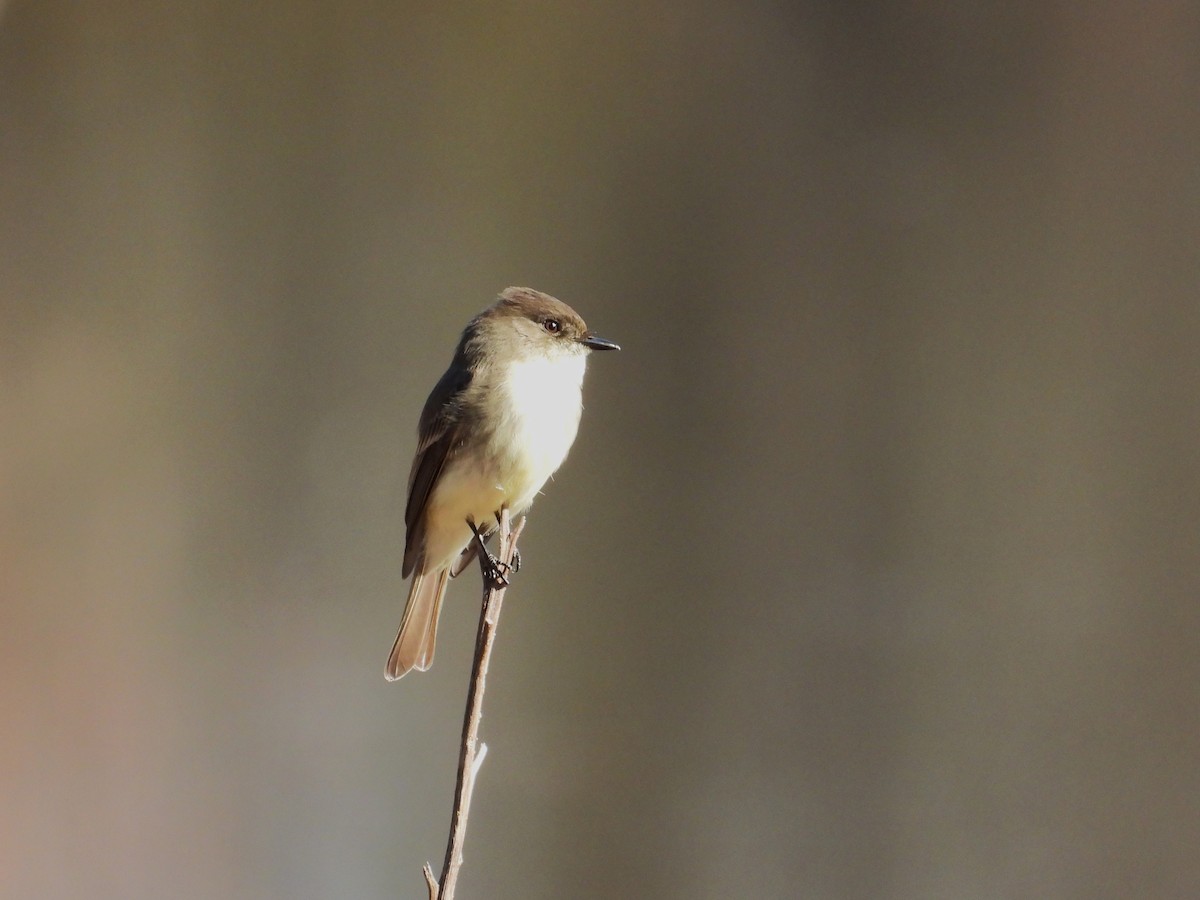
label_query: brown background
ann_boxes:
[2,3,1198,898]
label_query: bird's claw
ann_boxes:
[481,555,511,590]
[469,518,517,589]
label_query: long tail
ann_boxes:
[385,567,451,680]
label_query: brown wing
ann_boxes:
[402,366,472,577]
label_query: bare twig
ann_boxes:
[424,509,525,900]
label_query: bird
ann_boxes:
[385,287,619,680]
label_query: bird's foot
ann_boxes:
[470,520,514,589]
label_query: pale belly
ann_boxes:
[422,352,586,568]
[421,464,513,569]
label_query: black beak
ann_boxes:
[581,333,621,352]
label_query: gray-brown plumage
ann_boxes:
[386,287,619,679]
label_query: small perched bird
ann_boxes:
[386,287,619,680]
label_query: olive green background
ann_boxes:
[3,4,1198,898]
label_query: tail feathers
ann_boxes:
[385,568,450,680]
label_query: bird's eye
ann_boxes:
[543,318,561,334]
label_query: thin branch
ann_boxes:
[423,509,525,900]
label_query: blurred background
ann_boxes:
[2,3,1198,898]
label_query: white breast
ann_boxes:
[492,351,586,510]
[418,349,589,570]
